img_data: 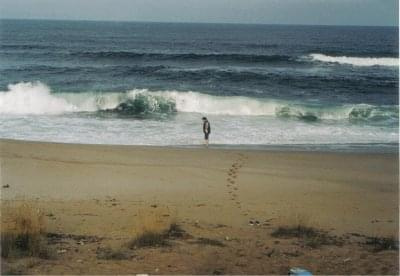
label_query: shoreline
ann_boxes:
[1,138,398,154]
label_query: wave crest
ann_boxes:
[0,82,77,115]
[103,94,176,116]
[275,106,319,122]
[0,82,397,125]
[309,53,398,67]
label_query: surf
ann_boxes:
[309,53,398,67]
[0,82,78,115]
[0,82,398,126]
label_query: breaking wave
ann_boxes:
[274,103,398,123]
[0,82,77,114]
[309,53,398,67]
[101,94,177,116]
[0,82,398,124]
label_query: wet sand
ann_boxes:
[1,138,398,274]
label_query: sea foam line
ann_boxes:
[310,53,398,67]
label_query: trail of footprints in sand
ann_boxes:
[226,153,248,215]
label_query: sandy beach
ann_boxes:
[1,138,398,274]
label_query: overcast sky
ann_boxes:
[0,0,398,26]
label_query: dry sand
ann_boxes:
[1,138,398,274]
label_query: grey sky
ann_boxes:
[0,0,398,26]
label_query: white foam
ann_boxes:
[0,83,299,116]
[128,89,278,116]
[0,82,78,115]
[0,82,126,115]
[0,83,397,122]
[310,53,398,67]
[59,92,123,111]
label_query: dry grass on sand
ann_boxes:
[1,203,53,259]
[127,207,188,248]
[1,203,399,275]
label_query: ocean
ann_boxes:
[0,19,398,151]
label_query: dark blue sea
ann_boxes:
[0,19,398,151]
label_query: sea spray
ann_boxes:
[0,82,77,115]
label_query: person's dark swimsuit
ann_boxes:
[203,120,211,140]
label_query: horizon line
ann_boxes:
[0,17,398,28]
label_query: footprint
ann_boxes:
[226,158,247,211]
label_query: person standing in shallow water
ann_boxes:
[202,117,211,147]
